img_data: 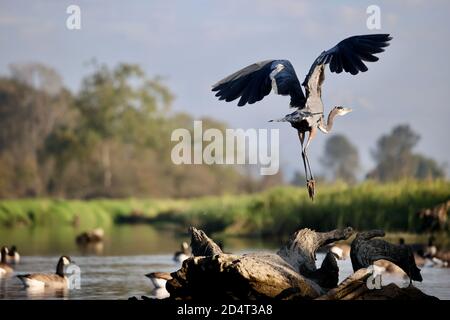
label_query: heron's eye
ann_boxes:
[337,106,343,110]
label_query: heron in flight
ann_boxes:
[211,34,392,200]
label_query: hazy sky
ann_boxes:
[1,0,449,179]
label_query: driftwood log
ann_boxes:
[165,227,438,301]
[350,230,422,282]
[316,268,437,300]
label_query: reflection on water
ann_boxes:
[1,253,449,300]
[0,225,279,300]
[23,287,68,300]
[0,225,449,300]
[0,225,278,256]
[78,242,104,255]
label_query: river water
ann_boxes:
[0,225,449,300]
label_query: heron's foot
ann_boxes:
[306,179,315,201]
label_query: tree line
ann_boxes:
[0,62,445,198]
[291,125,445,185]
[0,62,275,198]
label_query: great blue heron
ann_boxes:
[212,34,392,200]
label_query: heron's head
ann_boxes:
[333,106,352,116]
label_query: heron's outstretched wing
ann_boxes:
[303,34,392,104]
[212,60,306,108]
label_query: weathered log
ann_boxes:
[316,268,438,300]
[165,226,437,301]
[277,227,354,275]
[166,253,324,300]
[316,268,372,300]
[166,226,353,300]
[189,227,223,256]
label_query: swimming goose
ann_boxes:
[145,272,172,289]
[0,246,14,278]
[6,245,20,264]
[173,242,190,263]
[433,250,450,267]
[76,228,104,245]
[145,272,172,299]
[422,256,448,268]
[403,236,438,258]
[17,255,72,289]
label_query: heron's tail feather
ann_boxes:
[268,117,288,122]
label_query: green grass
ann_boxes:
[0,180,449,236]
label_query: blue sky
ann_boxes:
[1,0,449,179]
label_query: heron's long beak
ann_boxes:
[342,107,353,114]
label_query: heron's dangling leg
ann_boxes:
[297,131,309,182]
[303,127,317,181]
[303,127,317,200]
[298,129,316,200]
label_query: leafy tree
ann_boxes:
[0,62,271,199]
[367,124,445,181]
[320,134,360,184]
[0,63,72,197]
[73,62,174,192]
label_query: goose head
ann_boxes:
[56,255,72,276]
[0,246,9,263]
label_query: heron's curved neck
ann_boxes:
[319,109,339,133]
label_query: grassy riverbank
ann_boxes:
[0,180,449,236]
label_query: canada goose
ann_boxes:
[145,272,172,299]
[17,255,72,289]
[173,242,190,263]
[76,228,104,245]
[422,257,448,268]
[434,250,450,266]
[6,245,20,264]
[402,236,437,258]
[399,237,441,267]
[0,246,14,278]
[145,272,172,289]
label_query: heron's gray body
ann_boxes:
[271,62,325,129]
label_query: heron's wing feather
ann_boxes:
[212,60,306,107]
[302,34,392,98]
